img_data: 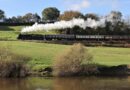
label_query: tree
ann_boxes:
[11,16,18,23]
[4,18,12,23]
[22,13,41,22]
[33,13,41,22]
[104,11,123,35]
[8,16,24,23]
[106,11,122,24]
[59,11,84,21]
[124,16,130,28]
[0,9,5,20]
[17,16,25,23]
[42,7,60,21]
[85,13,99,20]
[23,13,34,22]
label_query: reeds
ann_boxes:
[0,47,30,77]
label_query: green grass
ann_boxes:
[0,41,68,70]
[0,26,23,40]
[0,41,130,70]
[0,26,58,40]
[88,47,130,66]
[0,26,130,70]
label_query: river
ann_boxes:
[0,77,130,90]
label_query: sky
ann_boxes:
[0,0,130,18]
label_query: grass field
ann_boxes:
[0,26,23,40]
[0,26,58,40]
[0,26,130,71]
[0,41,130,70]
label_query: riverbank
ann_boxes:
[27,64,130,77]
[36,40,130,48]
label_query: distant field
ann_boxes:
[0,26,57,40]
[0,41,130,70]
[0,26,23,40]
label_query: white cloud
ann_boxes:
[69,0,90,11]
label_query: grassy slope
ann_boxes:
[0,41,130,70]
[0,26,57,40]
[0,26,24,40]
[88,47,130,65]
[0,41,68,70]
[0,26,130,70]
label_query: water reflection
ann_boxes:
[53,77,130,90]
[0,77,130,90]
[0,78,53,90]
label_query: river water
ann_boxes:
[0,77,130,90]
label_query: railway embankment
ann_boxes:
[30,40,130,48]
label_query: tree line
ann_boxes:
[0,7,130,35]
[0,7,126,22]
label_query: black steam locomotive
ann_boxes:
[18,34,130,42]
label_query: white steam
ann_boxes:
[21,18,106,33]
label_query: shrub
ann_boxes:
[0,47,30,77]
[53,43,93,76]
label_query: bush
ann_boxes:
[0,47,30,77]
[53,43,94,76]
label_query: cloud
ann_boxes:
[69,0,90,11]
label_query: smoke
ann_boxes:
[21,18,106,33]
[21,11,122,33]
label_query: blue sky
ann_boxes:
[0,0,130,17]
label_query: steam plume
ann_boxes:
[21,18,106,33]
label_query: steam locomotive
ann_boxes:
[18,34,130,42]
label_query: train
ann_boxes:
[17,34,130,42]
